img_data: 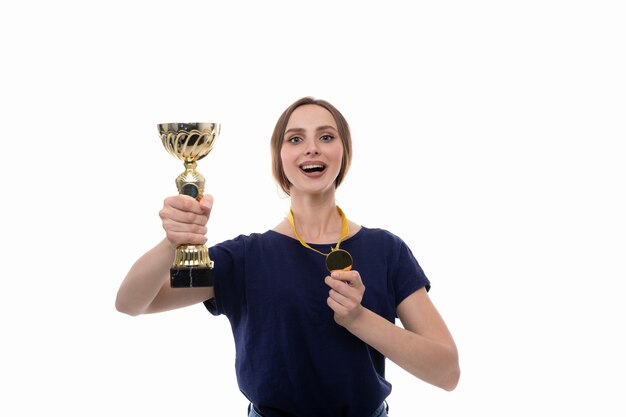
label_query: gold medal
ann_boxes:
[287,206,353,272]
[325,249,353,272]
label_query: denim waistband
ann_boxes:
[369,401,389,417]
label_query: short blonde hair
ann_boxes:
[271,97,353,196]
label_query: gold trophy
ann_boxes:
[158,123,221,288]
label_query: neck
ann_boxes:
[288,194,341,243]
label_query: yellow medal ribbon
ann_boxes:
[287,206,353,271]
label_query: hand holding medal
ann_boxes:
[287,206,353,272]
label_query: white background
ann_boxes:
[1,1,625,415]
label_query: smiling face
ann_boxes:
[280,104,344,196]
[271,97,352,196]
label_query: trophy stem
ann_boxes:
[176,161,205,200]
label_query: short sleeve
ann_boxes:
[203,236,247,317]
[392,239,431,307]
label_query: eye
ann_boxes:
[287,136,303,144]
[320,134,335,142]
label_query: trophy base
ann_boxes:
[170,267,214,288]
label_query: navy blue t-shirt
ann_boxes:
[204,226,430,417]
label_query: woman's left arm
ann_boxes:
[325,272,460,391]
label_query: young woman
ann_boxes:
[116,97,460,417]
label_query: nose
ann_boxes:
[305,141,320,156]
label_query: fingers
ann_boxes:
[163,195,212,216]
[327,270,362,288]
[159,194,213,246]
[325,270,365,327]
[324,270,364,305]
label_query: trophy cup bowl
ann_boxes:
[158,123,221,287]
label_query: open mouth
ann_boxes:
[300,163,326,174]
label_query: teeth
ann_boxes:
[302,164,324,170]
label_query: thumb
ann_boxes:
[200,194,214,212]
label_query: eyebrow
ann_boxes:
[284,125,338,136]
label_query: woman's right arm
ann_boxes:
[115,195,215,316]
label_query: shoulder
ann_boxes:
[211,231,289,256]
[213,230,284,248]
[353,227,421,266]
[357,226,408,246]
